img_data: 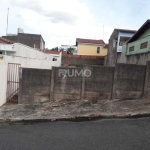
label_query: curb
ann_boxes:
[1,113,150,124]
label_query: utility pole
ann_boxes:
[5,8,9,55]
[6,8,9,38]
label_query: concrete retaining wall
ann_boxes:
[53,67,82,100]
[113,63,146,99]
[19,68,51,104]
[19,63,149,104]
[84,66,114,101]
[144,61,150,98]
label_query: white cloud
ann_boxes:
[1,0,96,48]
[1,0,149,48]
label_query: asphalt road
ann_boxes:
[0,118,150,150]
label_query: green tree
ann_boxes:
[67,47,74,54]
[51,47,58,50]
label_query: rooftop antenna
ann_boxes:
[6,8,9,38]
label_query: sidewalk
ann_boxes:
[1,98,150,122]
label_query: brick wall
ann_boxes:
[62,52,104,66]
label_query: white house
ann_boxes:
[0,38,61,107]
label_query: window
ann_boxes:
[129,46,134,52]
[140,42,148,49]
[97,47,100,53]
[53,58,57,61]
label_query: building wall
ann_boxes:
[0,44,61,107]
[3,36,18,44]
[122,28,150,55]
[126,36,150,55]
[106,30,135,66]
[0,61,7,107]
[106,38,117,66]
[116,52,127,64]
[77,43,107,56]
[18,33,42,49]
[117,51,150,65]
[3,33,45,49]
[118,28,150,65]
[138,27,150,40]
[0,43,62,62]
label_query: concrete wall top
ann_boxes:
[0,43,62,62]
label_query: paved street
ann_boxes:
[0,118,150,150]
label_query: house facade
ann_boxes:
[106,29,136,66]
[76,38,108,56]
[0,38,61,107]
[118,20,150,65]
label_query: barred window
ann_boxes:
[129,46,134,52]
[140,42,148,49]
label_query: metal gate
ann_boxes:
[6,63,21,104]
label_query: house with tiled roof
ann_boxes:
[44,49,61,55]
[118,19,150,65]
[0,37,14,44]
[76,38,108,56]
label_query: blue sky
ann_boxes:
[0,0,149,48]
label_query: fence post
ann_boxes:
[143,61,150,98]
[18,67,22,104]
[50,67,55,101]
[112,63,117,99]
[81,65,87,99]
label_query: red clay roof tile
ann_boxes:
[44,50,61,55]
[0,37,14,44]
[76,38,105,45]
